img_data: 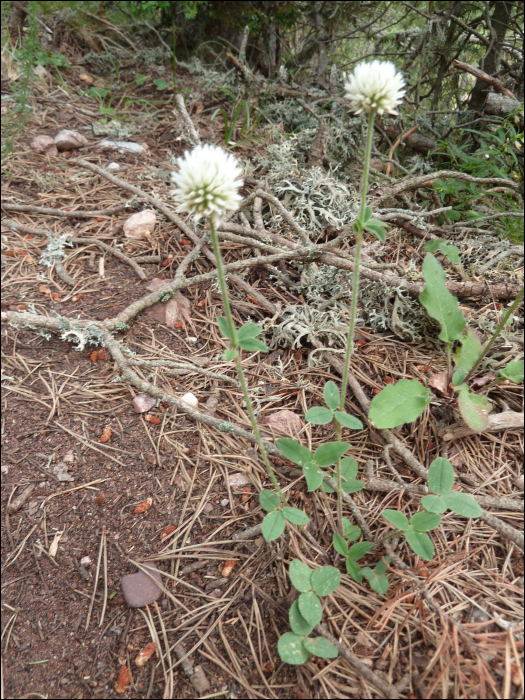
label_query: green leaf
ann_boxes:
[289,560,312,592]
[277,632,310,665]
[333,533,348,557]
[289,600,315,636]
[453,332,482,384]
[283,507,309,526]
[363,206,373,223]
[134,73,147,86]
[262,510,286,541]
[448,210,461,222]
[342,480,365,494]
[311,566,341,596]
[323,381,340,410]
[276,438,313,466]
[340,457,358,481]
[217,316,232,340]
[238,337,268,352]
[259,490,280,512]
[305,406,334,424]
[322,482,335,493]
[427,457,455,496]
[224,349,238,361]
[456,383,491,432]
[369,573,390,595]
[499,360,524,383]
[364,220,386,242]
[303,462,324,492]
[361,567,389,595]
[153,78,169,90]
[452,368,468,386]
[442,492,482,518]
[343,521,361,542]
[382,509,410,530]
[334,412,364,429]
[345,557,362,582]
[375,556,391,576]
[302,637,338,659]
[423,239,444,253]
[348,541,374,559]
[313,442,350,467]
[439,243,461,265]
[466,210,484,220]
[298,591,322,626]
[405,529,434,560]
[237,322,262,340]
[419,254,466,344]
[369,380,431,429]
[410,511,441,532]
[421,495,448,513]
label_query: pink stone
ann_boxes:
[123,210,156,239]
[260,409,304,437]
[121,562,162,608]
[133,393,157,413]
[30,135,58,156]
[54,129,88,151]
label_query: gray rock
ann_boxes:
[121,563,162,608]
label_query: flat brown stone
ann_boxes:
[121,562,162,608]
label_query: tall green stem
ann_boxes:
[334,109,376,535]
[465,286,524,382]
[209,219,289,506]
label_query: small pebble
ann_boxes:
[202,502,214,513]
[133,393,157,413]
[121,563,163,608]
[228,473,249,488]
[221,499,229,507]
[80,556,91,567]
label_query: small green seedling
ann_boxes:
[259,490,309,541]
[278,560,340,665]
[421,457,483,518]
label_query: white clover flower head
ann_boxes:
[344,60,405,115]
[170,144,243,222]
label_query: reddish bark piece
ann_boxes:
[97,349,105,361]
[90,351,98,362]
[160,525,176,541]
[72,294,84,302]
[241,487,251,502]
[221,560,236,577]
[95,494,105,506]
[114,664,130,694]
[134,497,153,514]
[100,426,112,443]
[121,562,163,608]
[145,415,161,425]
[51,293,60,301]
[429,371,452,397]
[135,642,156,667]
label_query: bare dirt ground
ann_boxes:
[1,47,524,700]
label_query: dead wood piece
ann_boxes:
[373,170,518,208]
[452,59,519,101]
[1,201,130,218]
[308,120,330,168]
[174,94,201,147]
[443,411,524,441]
[8,484,35,514]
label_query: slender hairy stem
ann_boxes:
[335,109,376,535]
[465,287,524,382]
[209,219,289,506]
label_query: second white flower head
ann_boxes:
[344,60,405,115]
[170,144,243,221]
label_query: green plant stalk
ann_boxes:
[209,219,289,506]
[465,286,524,382]
[334,109,376,535]
[172,24,177,93]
